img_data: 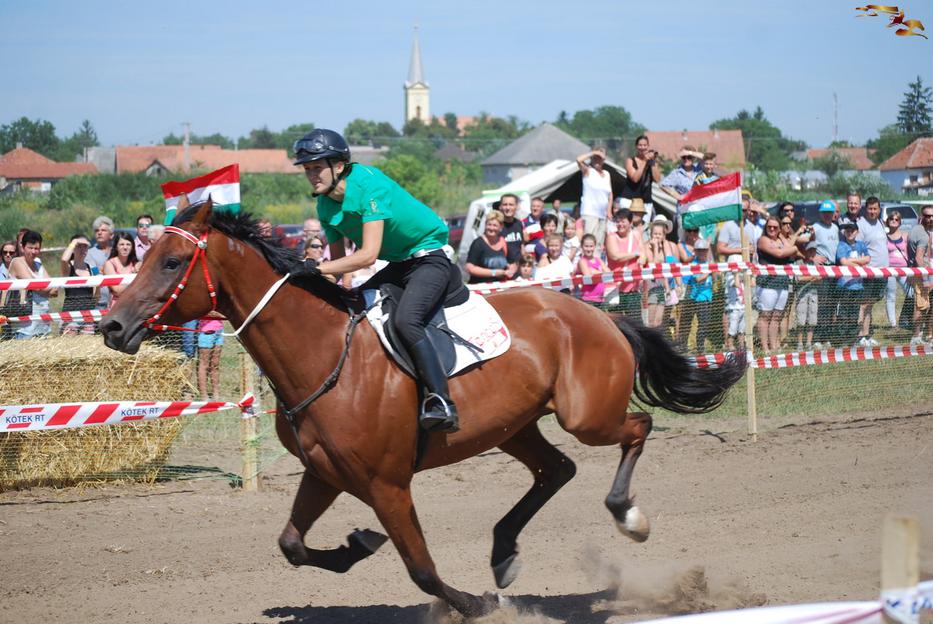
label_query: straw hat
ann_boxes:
[628,198,647,214]
[650,214,673,233]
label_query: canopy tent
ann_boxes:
[457,159,677,261]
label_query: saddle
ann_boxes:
[364,284,511,378]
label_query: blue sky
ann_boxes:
[2,0,930,149]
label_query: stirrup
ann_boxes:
[419,392,459,433]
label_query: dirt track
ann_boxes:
[2,412,931,624]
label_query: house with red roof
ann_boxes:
[645,129,746,170]
[0,145,97,193]
[804,147,876,171]
[878,137,933,196]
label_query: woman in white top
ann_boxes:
[9,230,58,338]
[576,148,613,246]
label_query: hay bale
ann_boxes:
[0,335,192,490]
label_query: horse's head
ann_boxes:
[101,198,218,354]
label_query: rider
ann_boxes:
[291,128,461,433]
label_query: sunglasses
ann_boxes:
[766,225,779,230]
[309,244,323,249]
[2,250,15,256]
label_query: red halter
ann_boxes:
[142,226,218,333]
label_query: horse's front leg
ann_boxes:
[370,480,499,618]
[279,469,388,572]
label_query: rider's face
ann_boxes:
[303,161,340,194]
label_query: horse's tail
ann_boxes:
[614,315,746,414]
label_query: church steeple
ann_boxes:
[404,26,430,125]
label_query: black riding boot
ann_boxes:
[408,338,459,433]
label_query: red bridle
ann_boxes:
[142,226,218,333]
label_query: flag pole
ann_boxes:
[739,174,758,442]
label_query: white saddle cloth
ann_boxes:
[365,290,511,377]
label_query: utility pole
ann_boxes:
[183,122,191,172]
[832,92,838,145]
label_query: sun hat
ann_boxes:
[650,214,673,233]
[628,198,647,214]
[819,200,836,213]
[694,239,710,250]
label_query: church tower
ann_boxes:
[404,26,430,125]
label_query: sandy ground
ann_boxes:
[1,412,931,624]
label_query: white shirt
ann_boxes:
[580,168,612,220]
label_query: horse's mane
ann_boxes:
[173,204,351,311]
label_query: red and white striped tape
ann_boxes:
[0,274,134,292]
[693,344,933,370]
[0,394,256,433]
[0,309,103,326]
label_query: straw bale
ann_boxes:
[0,336,193,490]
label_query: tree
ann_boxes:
[461,113,530,156]
[0,117,60,157]
[163,131,234,149]
[897,76,932,135]
[710,106,805,171]
[867,124,914,165]
[443,112,458,132]
[811,150,853,178]
[554,105,645,154]
[343,119,399,146]
[54,119,100,161]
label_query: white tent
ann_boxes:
[457,159,677,261]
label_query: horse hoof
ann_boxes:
[349,528,389,554]
[615,506,650,543]
[492,552,521,589]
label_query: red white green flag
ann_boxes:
[160,164,241,225]
[680,172,742,230]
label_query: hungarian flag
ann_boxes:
[680,172,742,230]
[160,164,241,225]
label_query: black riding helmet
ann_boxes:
[293,129,352,197]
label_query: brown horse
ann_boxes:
[101,201,745,617]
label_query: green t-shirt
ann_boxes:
[316,164,448,262]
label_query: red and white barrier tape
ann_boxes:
[0,274,134,292]
[0,309,103,326]
[0,393,256,433]
[693,344,933,370]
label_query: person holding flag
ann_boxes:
[290,128,464,433]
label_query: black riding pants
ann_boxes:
[362,251,459,348]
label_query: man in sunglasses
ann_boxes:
[291,128,463,433]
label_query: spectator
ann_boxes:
[795,241,820,351]
[303,234,325,261]
[693,152,719,187]
[839,191,862,228]
[836,221,872,346]
[640,217,683,329]
[778,215,800,342]
[496,194,525,261]
[60,234,97,335]
[620,135,661,222]
[537,234,574,282]
[605,208,643,320]
[907,205,933,346]
[87,215,114,310]
[465,209,516,284]
[812,200,840,345]
[532,213,560,261]
[134,214,154,262]
[522,196,546,253]
[197,314,225,400]
[257,218,274,239]
[679,238,714,351]
[8,230,58,338]
[855,196,889,345]
[628,198,648,242]
[149,224,165,242]
[756,216,799,354]
[717,201,759,351]
[516,254,536,281]
[778,202,801,230]
[103,232,139,311]
[884,209,913,329]
[550,198,561,215]
[576,233,609,305]
[661,146,703,237]
[576,148,613,245]
[1,240,17,340]
[561,217,581,262]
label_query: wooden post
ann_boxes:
[881,514,919,624]
[239,351,260,492]
[740,221,758,442]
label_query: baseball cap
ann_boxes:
[839,220,858,231]
[819,200,836,213]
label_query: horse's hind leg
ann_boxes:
[491,421,576,589]
[604,411,653,543]
[370,481,497,618]
[279,470,388,572]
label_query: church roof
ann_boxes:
[481,123,590,166]
[405,28,427,87]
